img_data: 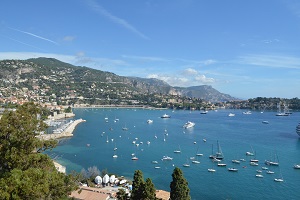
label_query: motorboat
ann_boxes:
[228,168,238,172]
[232,159,241,164]
[162,156,173,161]
[192,160,200,164]
[266,170,274,174]
[262,121,269,124]
[183,121,195,129]
[256,174,264,178]
[161,114,171,118]
[217,163,227,167]
[243,111,252,114]
[294,164,300,169]
[147,119,153,124]
[228,113,235,117]
[131,156,138,160]
[208,168,216,172]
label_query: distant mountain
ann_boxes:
[174,85,237,102]
[0,57,237,102]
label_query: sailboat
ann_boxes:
[106,136,109,143]
[208,162,216,172]
[276,103,289,116]
[215,140,224,160]
[183,158,190,167]
[265,151,279,166]
[274,170,284,182]
[174,145,181,153]
[112,150,118,158]
[195,145,203,156]
[122,124,128,131]
[246,145,255,156]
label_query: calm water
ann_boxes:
[46,108,300,200]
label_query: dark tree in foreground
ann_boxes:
[131,170,157,200]
[0,102,78,199]
[143,178,156,200]
[131,170,145,200]
[170,167,191,200]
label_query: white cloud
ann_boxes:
[86,0,149,40]
[183,68,198,75]
[63,36,76,42]
[195,75,215,83]
[238,54,300,69]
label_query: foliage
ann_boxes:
[143,178,156,200]
[116,188,129,200]
[0,102,78,199]
[131,170,157,200]
[170,167,191,200]
[131,170,145,200]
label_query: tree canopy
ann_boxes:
[170,167,191,200]
[0,102,78,199]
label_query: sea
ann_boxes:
[45,108,300,200]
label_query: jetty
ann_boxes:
[37,118,86,140]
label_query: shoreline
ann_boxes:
[37,118,86,140]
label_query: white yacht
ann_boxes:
[183,121,195,129]
[228,113,235,117]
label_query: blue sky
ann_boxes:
[1,0,300,99]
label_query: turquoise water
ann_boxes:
[47,108,300,199]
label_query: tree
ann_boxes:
[0,102,78,199]
[116,188,129,200]
[142,178,156,200]
[0,102,57,172]
[131,170,145,200]
[170,167,191,200]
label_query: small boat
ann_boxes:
[256,170,262,173]
[192,160,200,164]
[200,110,208,114]
[154,166,161,169]
[228,113,235,117]
[294,164,300,169]
[262,167,268,170]
[152,161,158,164]
[203,139,207,142]
[174,145,181,153]
[112,154,118,158]
[266,170,274,174]
[256,174,264,178]
[262,121,269,124]
[86,144,90,147]
[250,162,258,166]
[183,121,195,129]
[243,111,252,115]
[217,163,227,167]
[250,159,259,162]
[208,168,216,172]
[274,178,284,182]
[161,114,171,118]
[232,159,240,164]
[183,163,190,167]
[162,156,173,161]
[228,168,238,172]
[131,156,138,160]
[147,119,153,124]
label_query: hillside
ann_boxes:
[0,57,237,104]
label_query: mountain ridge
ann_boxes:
[0,57,238,103]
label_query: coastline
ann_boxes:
[37,118,86,140]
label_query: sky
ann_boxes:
[1,0,300,99]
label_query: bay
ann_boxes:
[46,108,300,200]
